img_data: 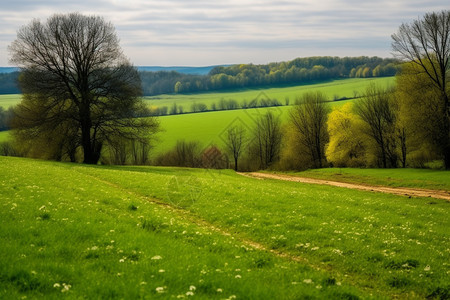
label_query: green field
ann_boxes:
[284,168,450,191]
[0,77,394,111]
[0,77,396,156]
[0,131,10,142]
[0,94,21,109]
[153,106,290,155]
[144,77,395,112]
[1,156,449,299]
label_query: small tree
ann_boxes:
[224,125,246,171]
[355,84,397,168]
[250,111,282,169]
[289,92,330,168]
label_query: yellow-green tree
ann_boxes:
[326,103,367,167]
[392,10,450,168]
[395,62,446,166]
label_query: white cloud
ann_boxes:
[0,0,448,66]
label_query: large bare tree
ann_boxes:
[391,10,450,169]
[9,13,157,164]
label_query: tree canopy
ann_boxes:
[9,13,158,164]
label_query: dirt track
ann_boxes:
[239,172,450,201]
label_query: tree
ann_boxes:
[9,13,157,164]
[224,125,246,171]
[250,111,282,169]
[326,103,366,167]
[355,84,397,168]
[289,92,330,168]
[395,62,445,167]
[391,10,450,169]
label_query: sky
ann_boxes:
[0,0,448,67]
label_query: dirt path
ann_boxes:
[240,172,450,201]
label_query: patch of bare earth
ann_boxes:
[239,172,450,201]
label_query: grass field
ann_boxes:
[284,168,450,191]
[0,94,21,109]
[0,77,395,156]
[0,77,394,110]
[153,106,290,155]
[0,131,10,142]
[0,156,449,299]
[144,77,395,112]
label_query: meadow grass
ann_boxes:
[0,131,10,142]
[144,77,395,112]
[1,156,380,299]
[2,157,445,298]
[0,94,21,109]
[284,168,450,191]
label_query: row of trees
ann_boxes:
[166,57,397,95]
[0,57,398,97]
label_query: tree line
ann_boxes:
[0,56,398,97]
[143,56,397,95]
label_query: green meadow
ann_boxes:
[1,156,449,299]
[285,168,450,191]
[144,77,395,112]
[0,131,10,142]
[0,77,395,110]
[0,78,395,156]
[0,94,21,109]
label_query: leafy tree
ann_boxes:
[392,10,450,168]
[289,92,330,168]
[9,13,157,164]
[326,103,366,167]
[395,62,445,166]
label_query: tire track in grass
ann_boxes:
[240,172,450,201]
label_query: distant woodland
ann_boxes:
[1,56,397,96]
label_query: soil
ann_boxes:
[239,172,450,201]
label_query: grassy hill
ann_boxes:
[1,156,449,299]
[144,77,394,112]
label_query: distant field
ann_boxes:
[153,106,290,155]
[0,94,21,109]
[280,168,450,191]
[0,77,395,154]
[0,131,10,142]
[1,156,448,299]
[144,77,395,112]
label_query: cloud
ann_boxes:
[0,0,448,66]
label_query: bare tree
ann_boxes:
[355,85,397,168]
[251,111,282,169]
[9,13,158,164]
[392,10,450,169]
[224,125,246,171]
[289,92,330,168]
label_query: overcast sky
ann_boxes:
[0,0,448,66]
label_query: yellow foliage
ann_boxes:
[325,103,367,167]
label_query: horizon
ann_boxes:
[1,1,448,67]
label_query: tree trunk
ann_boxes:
[234,156,238,171]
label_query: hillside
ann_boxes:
[1,156,448,298]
